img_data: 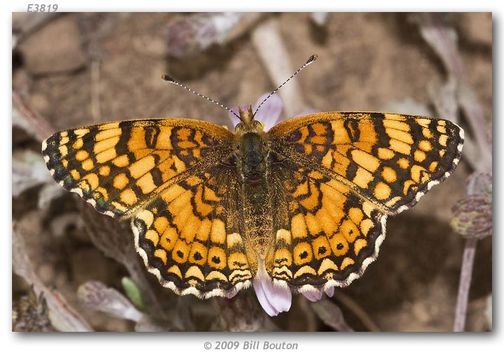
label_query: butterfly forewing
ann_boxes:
[268,112,464,215]
[42,118,233,217]
[266,112,463,291]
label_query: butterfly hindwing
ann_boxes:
[268,112,464,215]
[269,160,386,291]
[132,164,254,298]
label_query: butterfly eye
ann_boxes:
[250,120,264,131]
[254,121,264,130]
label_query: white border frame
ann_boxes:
[3,1,499,359]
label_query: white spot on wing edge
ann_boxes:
[298,284,320,294]
[103,210,116,218]
[272,278,290,289]
[66,186,117,218]
[70,187,83,197]
[41,139,48,151]
[322,214,388,293]
[458,125,465,140]
[427,179,440,191]
[131,218,251,299]
[394,155,461,215]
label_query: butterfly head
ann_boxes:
[235,106,264,135]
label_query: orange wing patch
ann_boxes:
[269,165,386,291]
[268,112,463,293]
[269,112,464,215]
[43,110,464,300]
[132,168,253,298]
[42,118,233,218]
[43,118,254,298]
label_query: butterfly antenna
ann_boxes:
[162,74,240,120]
[253,54,318,118]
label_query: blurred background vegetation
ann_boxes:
[12,12,492,332]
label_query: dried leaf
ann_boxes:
[166,13,261,58]
[13,92,54,142]
[251,17,307,117]
[12,150,53,197]
[77,281,143,322]
[417,14,491,172]
[37,182,64,209]
[80,204,170,323]
[311,299,353,332]
[48,213,83,237]
[429,77,458,121]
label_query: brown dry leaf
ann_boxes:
[77,281,143,322]
[310,299,353,332]
[166,13,263,58]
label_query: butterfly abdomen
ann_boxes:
[237,132,274,261]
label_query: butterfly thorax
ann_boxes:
[234,109,273,261]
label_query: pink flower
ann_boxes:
[228,94,334,316]
[253,260,292,317]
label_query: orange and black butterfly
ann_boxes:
[42,55,464,300]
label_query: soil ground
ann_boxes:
[12,12,492,331]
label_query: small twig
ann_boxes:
[453,237,478,332]
[418,14,492,172]
[251,17,307,117]
[452,174,491,331]
[166,13,265,58]
[299,296,319,331]
[13,91,55,141]
[334,291,381,332]
[311,299,354,332]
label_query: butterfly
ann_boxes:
[42,105,464,300]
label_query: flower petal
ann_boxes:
[324,286,335,298]
[253,93,283,131]
[301,287,323,302]
[253,261,291,316]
